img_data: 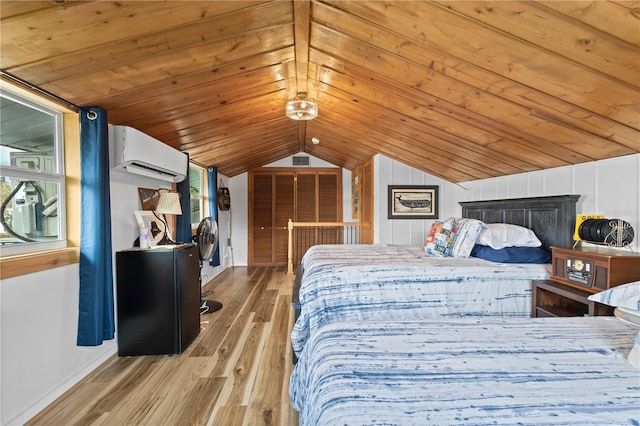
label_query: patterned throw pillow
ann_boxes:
[423,221,443,252]
[424,217,457,256]
[451,218,485,258]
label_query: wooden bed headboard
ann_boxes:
[459,195,580,251]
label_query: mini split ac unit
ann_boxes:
[110,125,188,183]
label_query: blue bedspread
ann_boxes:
[290,317,640,425]
[292,244,550,356]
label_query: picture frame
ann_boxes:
[138,187,160,210]
[133,210,165,246]
[388,185,439,219]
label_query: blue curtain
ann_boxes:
[207,166,220,266]
[77,107,115,346]
[175,153,192,244]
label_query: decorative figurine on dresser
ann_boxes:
[532,217,640,318]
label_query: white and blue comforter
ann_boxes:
[290,317,640,425]
[292,244,551,356]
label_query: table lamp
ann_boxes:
[153,189,182,245]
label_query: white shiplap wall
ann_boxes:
[375,153,640,252]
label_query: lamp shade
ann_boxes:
[155,191,182,215]
[286,92,318,120]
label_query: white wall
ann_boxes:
[373,154,461,246]
[227,173,248,267]
[374,153,640,252]
[1,265,115,426]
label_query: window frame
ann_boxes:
[0,88,68,256]
[0,79,79,279]
[189,164,204,227]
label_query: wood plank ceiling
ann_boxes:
[1,1,638,182]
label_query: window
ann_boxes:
[0,88,66,256]
[189,164,204,226]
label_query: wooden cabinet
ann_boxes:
[532,246,640,318]
[115,244,200,356]
[249,168,342,266]
[352,158,374,244]
[532,279,613,318]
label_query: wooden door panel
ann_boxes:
[296,174,316,222]
[274,174,295,264]
[251,173,273,265]
[253,226,273,264]
[249,168,342,266]
[360,159,374,244]
[318,173,339,221]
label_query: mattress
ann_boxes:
[290,316,640,425]
[292,244,551,357]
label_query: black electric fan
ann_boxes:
[194,217,222,313]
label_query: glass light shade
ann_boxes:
[286,93,318,120]
[155,191,182,215]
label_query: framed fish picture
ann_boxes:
[388,185,439,219]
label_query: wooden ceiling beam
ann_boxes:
[293,0,311,95]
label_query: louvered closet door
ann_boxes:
[251,174,274,265]
[293,171,342,260]
[294,174,318,261]
[318,173,339,221]
[274,174,295,264]
[296,174,316,222]
[249,168,341,266]
[318,173,341,245]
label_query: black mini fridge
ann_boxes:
[115,244,200,356]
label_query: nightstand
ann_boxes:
[532,246,640,318]
[532,279,613,317]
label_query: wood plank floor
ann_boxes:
[27,267,299,426]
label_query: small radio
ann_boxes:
[565,258,594,287]
[552,246,640,293]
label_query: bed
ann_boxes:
[291,195,580,358]
[290,316,640,425]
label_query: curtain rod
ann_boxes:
[0,70,80,112]
[189,159,211,169]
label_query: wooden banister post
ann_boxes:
[287,219,294,275]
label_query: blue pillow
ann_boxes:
[470,244,551,264]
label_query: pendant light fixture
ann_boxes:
[286,92,318,120]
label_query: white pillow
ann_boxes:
[476,223,541,249]
[626,332,640,369]
[588,281,640,311]
[589,281,640,370]
[451,218,484,258]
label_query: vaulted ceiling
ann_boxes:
[1,1,638,181]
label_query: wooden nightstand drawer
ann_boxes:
[532,279,614,318]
